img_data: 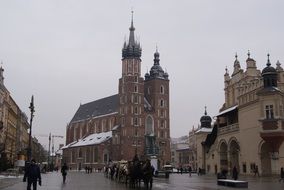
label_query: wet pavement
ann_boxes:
[1,171,284,190]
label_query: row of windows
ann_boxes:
[120,94,142,104]
[264,104,284,119]
[238,80,261,95]
[121,75,140,84]
[147,85,166,95]
[120,116,167,128]
[120,117,142,127]
[122,60,140,75]
[120,106,142,115]
[158,109,167,118]
[239,92,257,105]
[158,130,168,138]
[70,147,99,163]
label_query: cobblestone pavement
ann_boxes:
[1,171,284,190]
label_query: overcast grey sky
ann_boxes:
[0,0,284,149]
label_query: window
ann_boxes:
[160,130,164,138]
[134,76,138,83]
[134,85,138,93]
[78,148,82,158]
[134,107,138,114]
[160,110,164,117]
[160,99,164,107]
[134,130,138,137]
[160,120,164,128]
[160,85,164,94]
[265,105,274,119]
[134,117,138,126]
[93,147,98,162]
[134,95,138,104]
[145,115,154,135]
[102,120,106,132]
[147,87,150,95]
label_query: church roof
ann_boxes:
[62,131,112,149]
[70,94,119,123]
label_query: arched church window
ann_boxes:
[134,106,138,114]
[134,117,138,126]
[78,148,82,158]
[134,85,138,93]
[134,76,138,83]
[145,115,154,135]
[160,85,164,94]
[160,99,164,107]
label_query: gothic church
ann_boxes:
[62,15,170,170]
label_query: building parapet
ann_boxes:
[218,123,239,135]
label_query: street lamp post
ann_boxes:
[27,95,35,162]
[48,133,51,170]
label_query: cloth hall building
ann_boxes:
[62,17,170,170]
[191,53,284,176]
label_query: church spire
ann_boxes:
[154,46,160,65]
[0,61,4,85]
[129,10,135,47]
[232,53,241,76]
[122,11,142,59]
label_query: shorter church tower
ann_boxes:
[144,49,170,165]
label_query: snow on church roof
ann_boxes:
[62,131,112,149]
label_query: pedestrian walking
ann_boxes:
[61,163,68,183]
[232,166,238,180]
[188,166,192,177]
[279,167,284,182]
[23,159,42,190]
[254,165,259,177]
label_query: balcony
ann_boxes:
[218,123,239,135]
[259,118,284,151]
[259,118,284,131]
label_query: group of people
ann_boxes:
[84,166,93,173]
[23,159,68,190]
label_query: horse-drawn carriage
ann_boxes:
[105,156,155,189]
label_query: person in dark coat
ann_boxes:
[23,159,41,190]
[61,163,68,183]
[232,166,238,180]
[279,167,284,182]
[188,166,192,177]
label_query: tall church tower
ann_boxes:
[118,12,145,160]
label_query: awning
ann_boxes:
[215,105,238,117]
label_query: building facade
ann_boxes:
[170,136,190,169]
[63,15,171,170]
[0,66,32,170]
[197,53,284,176]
